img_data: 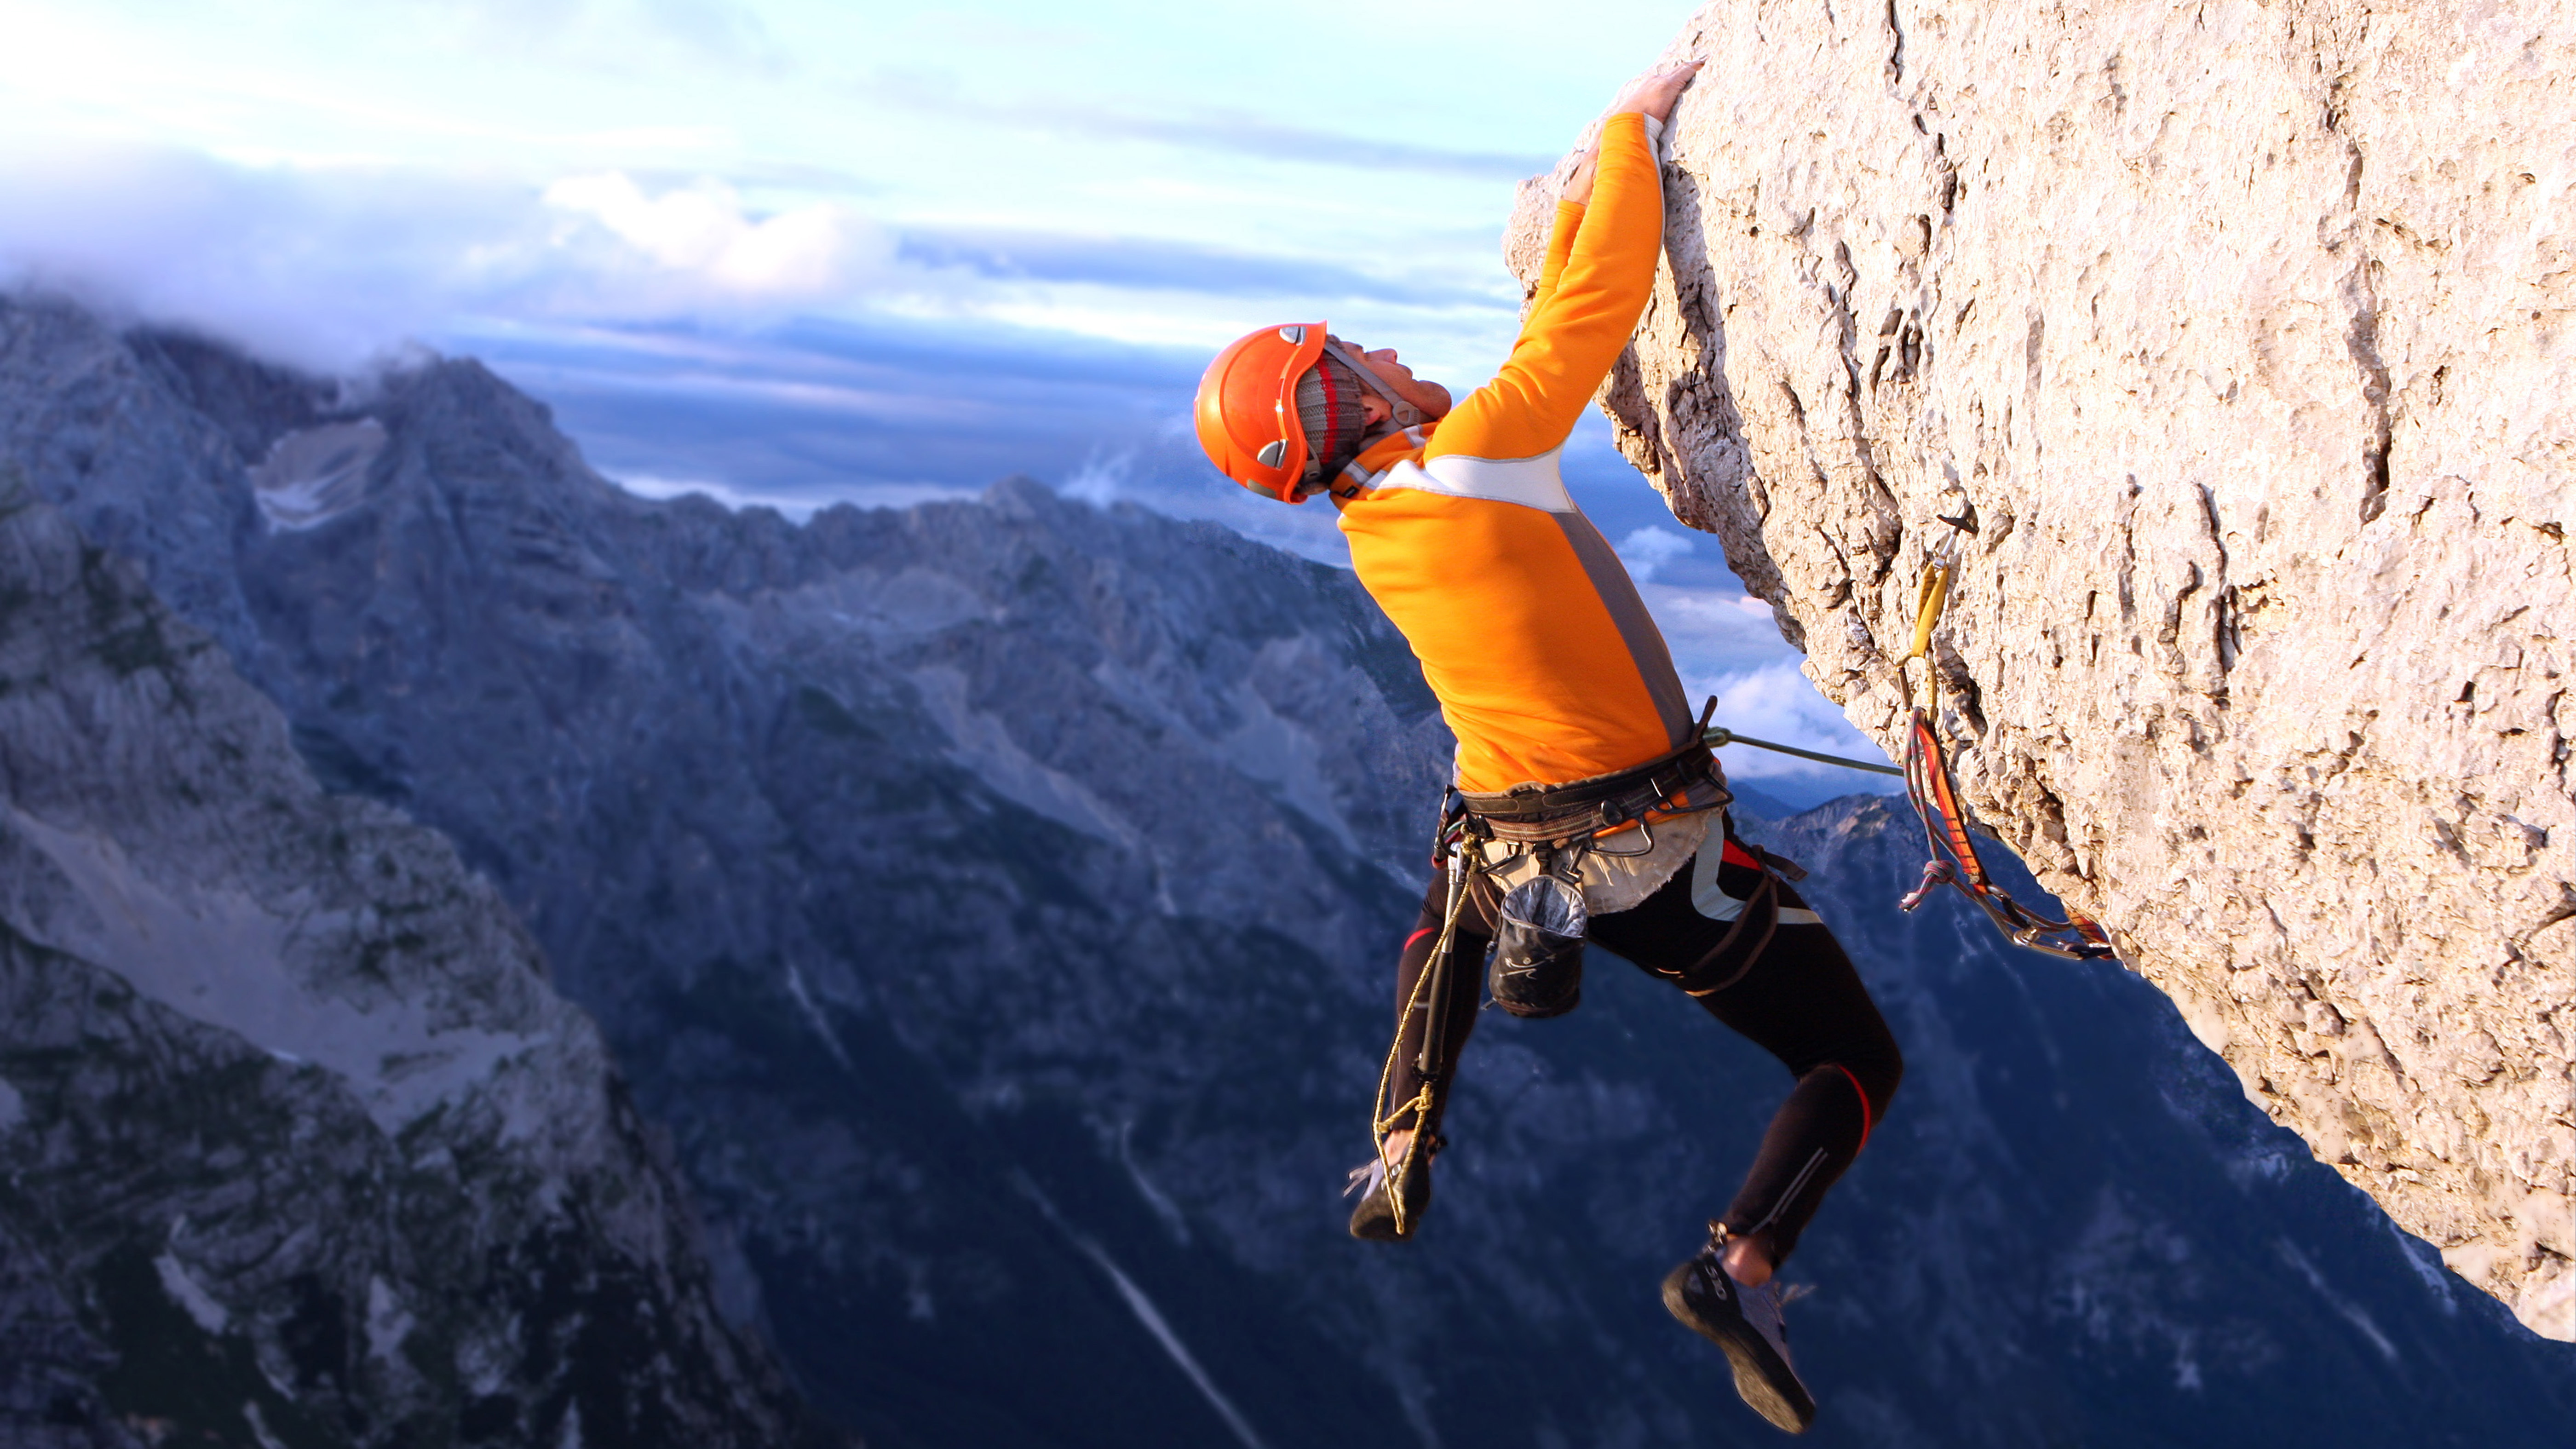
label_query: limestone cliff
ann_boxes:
[1509,0,2576,1336]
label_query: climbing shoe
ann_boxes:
[1662,1230,1816,1433]
[1344,1148,1433,1241]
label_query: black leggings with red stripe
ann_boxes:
[1385,827,1903,1262]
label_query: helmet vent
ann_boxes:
[1277,325,1306,344]
[1255,439,1288,467]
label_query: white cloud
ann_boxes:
[0,143,534,370]
[0,141,899,372]
[542,172,886,302]
[0,0,1708,385]
[607,470,969,518]
[1061,448,1138,506]
[1639,581,1797,676]
[1614,523,1694,582]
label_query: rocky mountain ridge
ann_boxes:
[6,292,2574,1444]
[1512,0,2576,1339]
[0,479,823,1445]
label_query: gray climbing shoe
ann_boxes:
[1344,1149,1433,1241]
[1662,1232,1817,1433]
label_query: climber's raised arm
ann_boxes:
[1526,194,1586,318]
[1434,58,1700,465]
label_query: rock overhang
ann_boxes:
[1515,0,2576,1339]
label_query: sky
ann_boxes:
[0,0,1897,801]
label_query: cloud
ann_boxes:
[1061,448,1139,506]
[869,75,1554,181]
[608,469,970,519]
[446,313,1359,564]
[450,312,1205,500]
[1615,524,1694,583]
[1019,103,1556,181]
[760,312,1208,391]
[544,172,892,305]
[0,130,1496,380]
[0,142,551,371]
[897,227,1508,309]
[0,139,1236,372]
[395,0,787,74]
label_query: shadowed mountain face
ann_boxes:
[4,293,2572,1446]
[0,485,823,1446]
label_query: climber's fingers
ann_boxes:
[1564,146,1599,206]
[1608,57,1703,125]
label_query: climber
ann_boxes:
[1191,60,1902,1435]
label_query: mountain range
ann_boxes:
[1,293,2571,1446]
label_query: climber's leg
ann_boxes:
[1351,869,1495,1240]
[1380,870,1495,1144]
[1690,911,1902,1270]
[1590,848,1895,1432]
[1588,851,1903,1271]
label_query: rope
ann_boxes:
[1366,831,1473,1238]
[1703,725,1901,778]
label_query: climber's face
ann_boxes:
[1334,339,1454,424]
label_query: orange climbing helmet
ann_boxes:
[1195,322,1332,502]
[1200,322,1436,501]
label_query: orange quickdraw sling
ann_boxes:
[1896,548,2116,962]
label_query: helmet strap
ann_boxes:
[1324,341,1429,429]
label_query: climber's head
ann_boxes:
[1194,323,1452,502]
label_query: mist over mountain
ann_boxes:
[2,293,2571,1445]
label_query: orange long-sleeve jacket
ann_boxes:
[1335,111,1690,794]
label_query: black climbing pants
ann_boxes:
[1383,826,1903,1263]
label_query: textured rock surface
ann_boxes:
[1507,0,2576,1337]
[0,483,823,1443]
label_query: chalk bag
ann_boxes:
[1488,872,1587,1018]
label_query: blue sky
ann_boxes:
[0,0,1895,799]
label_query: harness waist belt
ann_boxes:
[1457,741,1730,845]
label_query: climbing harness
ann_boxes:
[1454,719,1732,848]
[1460,714,1735,1015]
[1895,535,2117,962]
[1365,720,1735,1235]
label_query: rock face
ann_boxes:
[7,294,2574,1442]
[0,486,822,1440]
[1509,0,2576,1338]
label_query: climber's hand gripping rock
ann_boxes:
[1566,57,1702,205]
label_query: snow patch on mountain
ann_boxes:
[249,418,383,529]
